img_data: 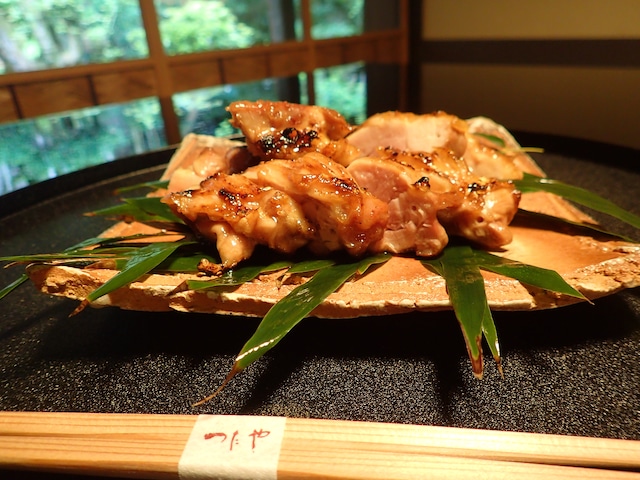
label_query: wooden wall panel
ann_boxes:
[270,49,313,78]
[222,54,269,84]
[93,68,157,103]
[422,0,640,40]
[0,87,18,122]
[315,44,344,68]
[418,1,640,149]
[170,60,222,93]
[420,64,640,150]
[14,78,94,118]
[343,38,376,64]
[375,37,402,64]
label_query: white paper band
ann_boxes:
[178,415,286,480]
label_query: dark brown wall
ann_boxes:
[416,0,640,149]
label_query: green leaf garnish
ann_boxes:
[515,209,637,243]
[0,233,190,266]
[115,179,169,194]
[70,240,196,315]
[422,246,490,377]
[515,173,640,230]
[472,133,543,154]
[469,249,587,301]
[473,132,506,148]
[480,302,502,375]
[186,261,293,290]
[236,254,388,368]
[0,274,28,300]
[193,253,390,406]
[154,250,220,273]
[88,197,182,224]
[286,258,336,274]
[422,244,587,377]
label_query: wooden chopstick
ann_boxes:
[1,411,639,479]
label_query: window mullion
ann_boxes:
[300,0,316,105]
[138,0,182,145]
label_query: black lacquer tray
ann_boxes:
[1,133,639,479]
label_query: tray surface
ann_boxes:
[1,134,639,458]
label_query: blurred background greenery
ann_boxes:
[0,0,368,194]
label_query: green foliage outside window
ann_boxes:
[0,0,370,196]
[0,1,148,73]
[311,0,364,39]
[156,0,257,54]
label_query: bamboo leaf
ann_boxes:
[0,274,28,300]
[154,250,220,273]
[286,258,336,274]
[88,197,181,223]
[515,209,636,243]
[422,246,487,377]
[186,261,293,290]
[473,133,506,148]
[193,253,389,405]
[234,254,389,369]
[68,232,184,250]
[124,197,181,221]
[472,133,543,154]
[515,173,640,230]
[481,302,502,376]
[87,203,155,221]
[0,236,158,299]
[0,252,119,264]
[115,180,169,194]
[422,242,593,378]
[0,234,186,265]
[470,249,587,300]
[71,240,195,315]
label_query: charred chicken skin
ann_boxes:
[352,147,520,249]
[164,100,524,270]
[166,152,389,267]
[227,100,359,164]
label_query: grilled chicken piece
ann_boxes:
[164,103,525,266]
[243,152,389,256]
[345,111,522,249]
[346,111,468,163]
[349,147,521,250]
[193,221,256,272]
[165,152,389,267]
[347,157,450,256]
[384,148,520,249]
[465,116,546,179]
[463,133,524,180]
[165,173,313,268]
[438,179,521,248]
[227,100,359,165]
[347,111,537,181]
[162,135,255,192]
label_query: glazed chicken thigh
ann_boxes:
[346,110,469,162]
[358,147,521,249]
[164,101,525,271]
[227,100,359,165]
[242,152,389,256]
[165,171,313,268]
[165,152,389,267]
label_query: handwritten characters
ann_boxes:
[204,427,272,452]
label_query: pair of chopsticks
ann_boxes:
[1,411,639,479]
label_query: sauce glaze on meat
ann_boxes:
[164,100,523,269]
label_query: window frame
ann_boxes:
[0,0,409,145]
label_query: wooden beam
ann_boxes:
[138,0,182,145]
[0,6,408,127]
